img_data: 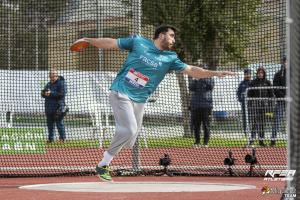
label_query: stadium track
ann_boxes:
[0,176,285,200]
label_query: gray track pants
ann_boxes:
[106,91,145,156]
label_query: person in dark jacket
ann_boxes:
[41,69,67,143]
[271,56,287,146]
[237,68,251,136]
[247,67,274,147]
[189,71,214,147]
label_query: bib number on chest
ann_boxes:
[125,68,149,89]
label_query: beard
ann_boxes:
[161,38,174,50]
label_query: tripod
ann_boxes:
[245,148,260,176]
[224,165,238,176]
[223,150,238,176]
[153,165,174,177]
[246,163,259,176]
[150,154,175,177]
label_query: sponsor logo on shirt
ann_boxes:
[139,55,160,68]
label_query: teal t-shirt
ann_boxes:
[110,35,188,103]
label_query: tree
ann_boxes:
[142,0,262,69]
[2,0,70,70]
[0,2,20,69]
[140,0,263,136]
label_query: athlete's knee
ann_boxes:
[117,123,138,138]
[129,123,138,134]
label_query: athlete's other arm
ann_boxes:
[73,38,119,50]
[183,65,236,79]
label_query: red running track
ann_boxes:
[1,147,286,176]
[0,176,286,200]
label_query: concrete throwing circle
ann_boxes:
[19,182,256,193]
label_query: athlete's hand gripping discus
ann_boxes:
[70,39,89,52]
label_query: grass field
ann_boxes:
[14,115,243,130]
[0,127,46,154]
[13,115,287,149]
[14,115,92,126]
[45,137,287,148]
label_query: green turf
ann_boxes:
[0,127,46,154]
[14,116,93,126]
[138,137,287,148]
[45,137,287,148]
[13,115,287,149]
[45,139,99,148]
[14,115,241,130]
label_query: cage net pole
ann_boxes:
[131,0,142,173]
[96,0,103,72]
[288,0,300,196]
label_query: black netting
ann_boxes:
[289,0,300,197]
[0,0,287,177]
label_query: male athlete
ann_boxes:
[72,25,236,181]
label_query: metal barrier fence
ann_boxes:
[245,87,287,147]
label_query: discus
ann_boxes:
[70,40,89,52]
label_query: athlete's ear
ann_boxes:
[159,33,165,40]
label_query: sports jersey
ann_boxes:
[110,35,187,103]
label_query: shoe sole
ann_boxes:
[97,174,113,182]
[95,166,113,182]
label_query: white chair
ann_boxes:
[0,110,13,128]
[87,103,148,148]
[87,103,113,147]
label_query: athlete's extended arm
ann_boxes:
[75,38,119,50]
[183,65,236,79]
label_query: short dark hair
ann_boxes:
[244,68,251,74]
[153,25,177,40]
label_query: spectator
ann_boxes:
[41,69,67,143]
[189,66,214,147]
[247,67,273,147]
[237,68,252,136]
[271,56,287,147]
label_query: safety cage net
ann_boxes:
[0,0,288,177]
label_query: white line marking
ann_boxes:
[20,182,256,193]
